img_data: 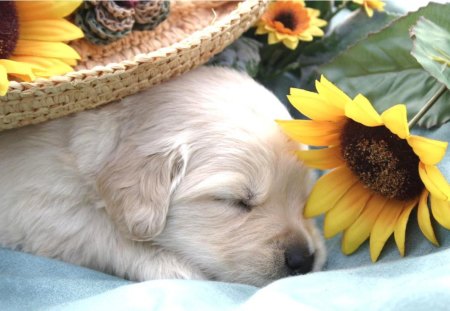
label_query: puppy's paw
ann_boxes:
[130,248,206,282]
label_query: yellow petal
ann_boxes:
[286,132,340,147]
[16,1,83,20]
[0,59,35,80]
[276,119,343,146]
[345,94,383,126]
[418,163,450,201]
[304,166,358,217]
[417,190,439,245]
[268,32,280,45]
[0,59,36,82]
[19,19,84,42]
[7,73,33,83]
[307,26,325,37]
[13,40,81,60]
[381,104,410,139]
[59,58,78,66]
[306,8,321,18]
[324,183,371,238]
[369,0,386,10]
[365,6,374,17]
[297,33,314,42]
[310,19,327,27]
[276,33,296,41]
[288,90,345,121]
[430,194,450,230]
[255,24,269,35]
[342,194,387,255]
[0,65,8,96]
[407,135,448,165]
[296,146,344,170]
[394,200,417,256]
[315,76,351,110]
[282,38,299,50]
[10,56,73,77]
[370,199,404,262]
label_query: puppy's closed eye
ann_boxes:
[213,188,256,213]
[234,199,253,212]
[214,197,253,212]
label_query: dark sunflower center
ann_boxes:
[274,11,297,30]
[0,1,19,59]
[340,119,423,201]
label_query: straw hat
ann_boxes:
[0,0,267,131]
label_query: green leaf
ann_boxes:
[207,37,261,77]
[297,10,398,90]
[411,17,450,89]
[320,3,450,128]
[303,10,398,62]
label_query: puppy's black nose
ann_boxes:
[284,245,315,275]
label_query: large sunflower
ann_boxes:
[277,76,450,261]
[0,0,83,96]
[255,0,327,50]
[352,0,385,17]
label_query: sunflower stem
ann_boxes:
[408,84,448,129]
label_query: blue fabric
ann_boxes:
[2,123,450,311]
[0,248,130,310]
[50,253,450,311]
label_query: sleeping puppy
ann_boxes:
[0,67,325,286]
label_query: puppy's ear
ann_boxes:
[97,144,188,241]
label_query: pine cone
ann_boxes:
[74,1,135,45]
[133,0,170,31]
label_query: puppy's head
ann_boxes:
[98,67,326,286]
[155,68,326,286]
[161,140,326,286]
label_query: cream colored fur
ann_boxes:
[0,67,325,286]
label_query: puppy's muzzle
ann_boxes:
[284,244,315,275]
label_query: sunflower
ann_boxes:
[0,0,83,96]
[352,0,385,17]
[255,0,327,50]
[277,76,450,262]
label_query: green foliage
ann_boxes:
[411,17,450,89]
[207,37,262,77]
[320,3,450,128]
[297,10,398,90]
[256,9,398,93]
[209,1,449,128]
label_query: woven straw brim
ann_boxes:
[0,0,267,132]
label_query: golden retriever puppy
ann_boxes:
[0,67,325,286]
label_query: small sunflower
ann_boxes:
[277,76,450,261]
[255,0,327,50]
[0,0,84,96]
[352,0,385,17]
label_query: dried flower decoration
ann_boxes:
[74,0,170,45]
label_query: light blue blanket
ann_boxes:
[2,123,450,310]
